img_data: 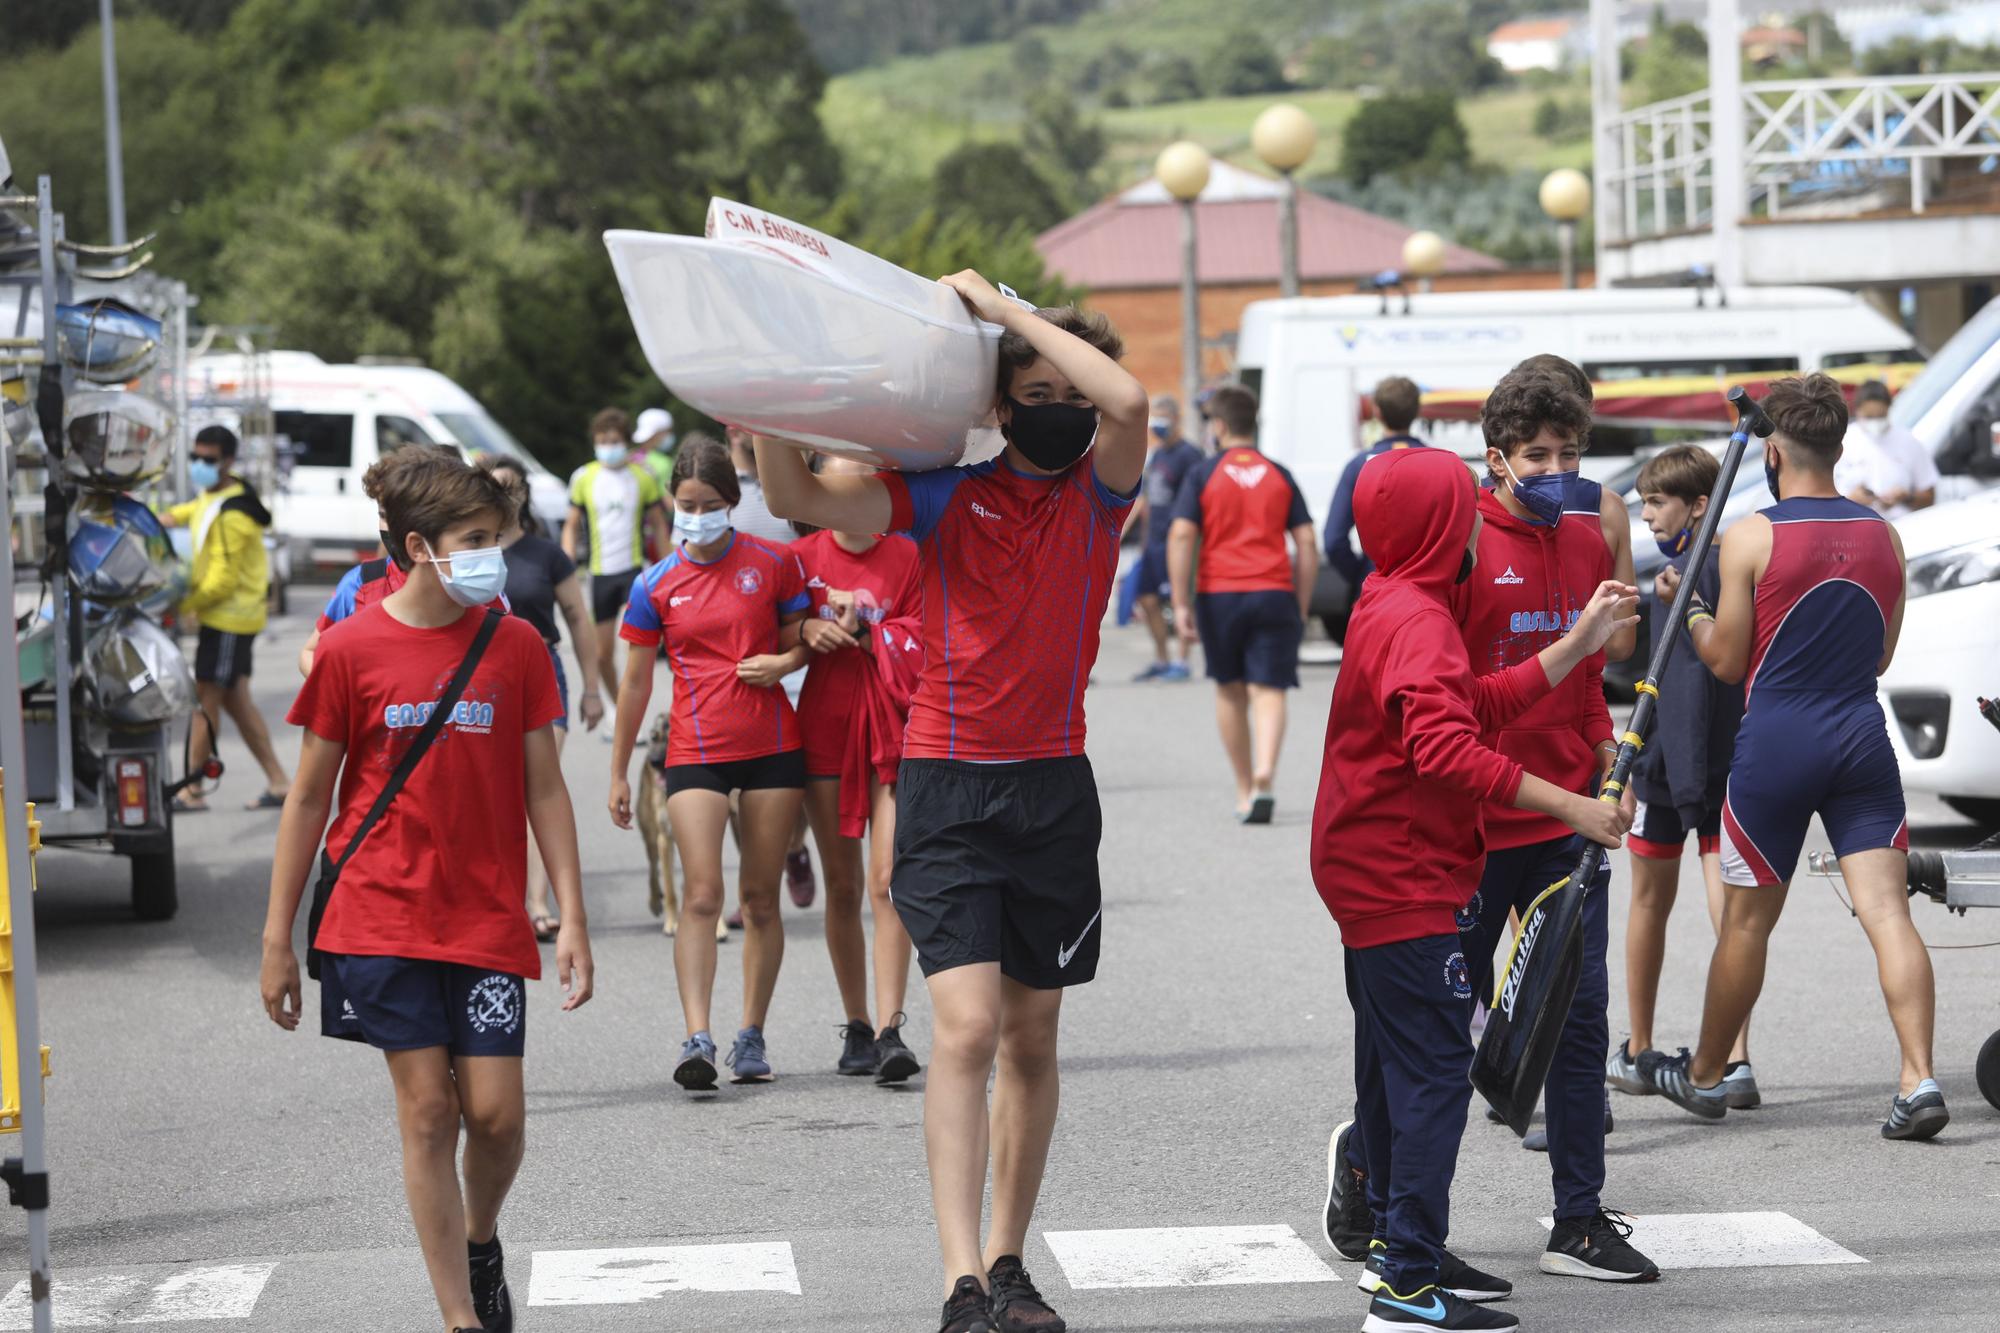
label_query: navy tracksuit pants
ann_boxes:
[1464,833,1611,1222]
[1345,932,1476,1296]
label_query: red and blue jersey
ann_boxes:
[792,529,923,776]
[883,459,1136,761]
[1746,496,1903,707]
[620,533,810,766]
[1170,446,1311,594]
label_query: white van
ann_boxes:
[187,353,571,571]
[1237,285,1917,531]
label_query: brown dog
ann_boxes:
[635,714,727,941]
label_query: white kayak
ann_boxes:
[606,199,1005,470]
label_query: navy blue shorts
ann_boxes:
[1721,702,1908,887]
[320,954,528,1056]
[1134,546,1172,600]
[1195,590,1302,688]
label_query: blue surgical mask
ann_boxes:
[1655,526,1692,559]
[595,443,629,468]
[674,507,732,546]
[1148,417,1172,439]
[1501,458,1567,527]
[189,459,221,490]
[423,540,507,608]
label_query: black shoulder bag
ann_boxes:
[306,607,503,980]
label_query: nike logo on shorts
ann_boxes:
[1057,909,1102,969]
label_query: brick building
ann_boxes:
[1035,161,1582,396]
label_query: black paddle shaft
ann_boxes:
[1568,386,1773,891]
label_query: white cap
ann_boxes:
[635,407,674,444]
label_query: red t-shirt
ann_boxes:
[883,458,1135,761]
[791,529,923,776]
[620,533,810,765]
[1171,447,1312,594]
[288,604,563,978]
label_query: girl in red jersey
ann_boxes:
[608,436,811,1093]
[785,454,926,1082]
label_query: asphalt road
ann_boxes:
[6,605,1998,1332]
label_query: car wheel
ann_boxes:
[1944,797,2000,830]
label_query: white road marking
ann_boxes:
[1538,1212,1867,1268]
[527,1242,802,1305]
[1042,1225,1341,1289]
[0,1262,274,1327]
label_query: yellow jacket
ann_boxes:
[168,480,272,635]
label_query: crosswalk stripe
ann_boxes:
[1042,1225,1341,1290]
[0,1263,274,1328]
[1537,1212,1868,1269]
[526,1242,802,1305]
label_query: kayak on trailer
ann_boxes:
[605,199,1005,471]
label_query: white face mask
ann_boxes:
[1859,417,1890,438]
[421,539,507,608]
[674,507,732,545]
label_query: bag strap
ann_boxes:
[328,607,503,882]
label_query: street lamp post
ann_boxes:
[1402,230,1446,294]
[100,0,127,245]
[1156,141,1212,442]
[1540,168,1592,290]
[1252,104,1318,299]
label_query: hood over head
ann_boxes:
[1354,446,1475,592]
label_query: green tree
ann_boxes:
[478,0,842,236]
[1339,92,1470,187]
[932,141,1068,236]
[1023,89,1106,209]
[1386,3,1503,92]
[1204,29,1287,97]
[1628,12,1709,105]
[1148,53,1204,104]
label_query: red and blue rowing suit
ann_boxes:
[1720,496,1908,887]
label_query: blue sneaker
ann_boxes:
[674,1032,718,1091]
[1882,1079,1948,1140]
[1160,661,1190,681]
[1132,662,1166,682]
[727,1025,774,1083]
[1650,1049,1727,1121]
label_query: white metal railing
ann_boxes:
[1600,71,2000,243]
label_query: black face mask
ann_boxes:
[381,529,412,572]
[1456,549,1475,585]
[1005,397,1099,472]
[1764,446,1782,502]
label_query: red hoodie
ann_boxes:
[1451,487,1615,850]
[838,613,924,838]
[1311,449,1556,949]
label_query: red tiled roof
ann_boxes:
[1035,162,1503,290]
[1489,18,1575,43]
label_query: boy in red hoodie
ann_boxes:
[1451,366,1659,1284]
[1313,446,1634,1333]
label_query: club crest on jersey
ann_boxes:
[1493,566,1525,585]
[1456,890,1483,933]
[1444,951,1472,1000]
[735,566,764,596]
[1223,462,1269,489]
[465,974,522,1035]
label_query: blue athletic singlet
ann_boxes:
[1720,496,1908,886]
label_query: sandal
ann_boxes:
[532,914,560,942]
[244,791,287,810]
[171,792,209,814]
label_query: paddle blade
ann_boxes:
[1472,877,1588,1136]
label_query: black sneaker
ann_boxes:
[1649,1048,1727,1121]
[1437,1250,1511,1302]
[939,1275,997,1333]
[1605,1038,1657,1096]
[1539,1208,1660,1282]
[837,1020,877,1075]
[875,1015,922,1084]
[1361,1244,1508,1304]
[1323,1119,1375,1260]
[468,1234,512,1333]
[1363,1284,1519,1330]
[1881,1078,1949,1140]
[987,1255,1064,1332]
[1721,1061,1762,1110]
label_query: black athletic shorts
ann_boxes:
[194,626,256,685]
[664,749,807,796]
[591,570,640,625]
[891,756,1103,989]
[1195,590,1302,689]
